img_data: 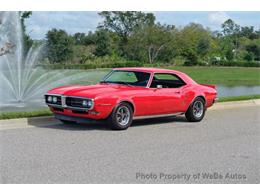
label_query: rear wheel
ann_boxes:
[59,119,77,124]
[107,102,133,130]
[185,97,205,122]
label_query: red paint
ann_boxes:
[46,68,217,120]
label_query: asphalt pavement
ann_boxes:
[0,106,259,183]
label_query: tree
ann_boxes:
[46,29,74,63]
[221,19,240,36]
[225,49,235,61]
[197,37,210,57]
[83,31,97,45]
[98,11,155,44]
[240,26,256,39]
[175,23,212,64]
[221,19,241,59]
[182,48,198,66]
[246,43,260,61]
[20,11,33,55]
[73,33,86,45]
[94,30,111,57]
[126,24,172,63]
[244,52,254,61]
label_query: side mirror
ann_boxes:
[156,85,163,89]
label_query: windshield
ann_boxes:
[101,70,151,87]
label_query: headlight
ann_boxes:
[47,96,52,102]
[52,96,58,103]
[87,100,93,108]
[82,99,93,108]
[82,100,88,106]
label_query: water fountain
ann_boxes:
[0,12,106,112]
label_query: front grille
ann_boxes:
[66,97,84,108]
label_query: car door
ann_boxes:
[147,73,186,115]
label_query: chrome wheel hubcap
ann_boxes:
[193,101,204,118]
[116,106,130,126]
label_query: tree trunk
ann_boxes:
[148,44,164,64]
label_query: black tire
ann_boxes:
[59,119,77,124]
[185,97,206,122]
[107,102,133,130]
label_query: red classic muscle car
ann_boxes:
[45,68,217,130]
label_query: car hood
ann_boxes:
[47,84,139,99]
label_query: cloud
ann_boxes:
[25,12,102,39]
[24,11,259,39]
[208,12,230,26]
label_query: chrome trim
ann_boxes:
[133,112,184,120]
[146,72,154,88]
[147,72,187,88]
[61,96,66,107]
[45,94,94,111]
[46,103,63,108]
[99,103,112,106]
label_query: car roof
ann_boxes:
[113,67,197,84]
[114,67,181,74]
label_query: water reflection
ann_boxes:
[217,85,260,97]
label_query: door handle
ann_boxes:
[174,91,181,94]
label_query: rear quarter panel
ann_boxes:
[194,84,217,108]
[181,84,217,111]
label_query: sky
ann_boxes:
[25,11,260,40]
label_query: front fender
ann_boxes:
[115,98,136,115]
[94,96,136,119]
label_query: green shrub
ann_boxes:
[46,61,144,70]
[216,60,260,67]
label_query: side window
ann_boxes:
[154,73,180,81]
[150,73,186,88]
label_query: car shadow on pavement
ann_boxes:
[41,115,187,131]
[132,115,187,127]
[45,120,110,131]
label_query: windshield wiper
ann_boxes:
[100,81,133,87]
[100,81,111,84]
[115,81,134,87]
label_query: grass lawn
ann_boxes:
[166,66,260,86]
[0,109,51,120]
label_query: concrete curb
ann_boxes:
[208,99,260,111]
[0,116,60,130]
[0,99,259,130]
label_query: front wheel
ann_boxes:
[185,97,205,122]
[107,102,133,130]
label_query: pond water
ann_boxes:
[217,85,260,97]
